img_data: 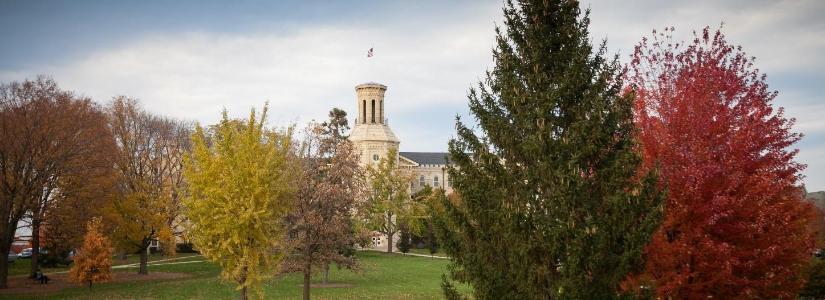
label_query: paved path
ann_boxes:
[114,259,206,269]
[361,248,449,259]
[49,250,447,275]
[49,255,205,274]
[114,255,204,269]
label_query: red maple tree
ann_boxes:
[625,26,819,298]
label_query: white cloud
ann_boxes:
[585,0,825,74]
[1,19,496,132]
[1,0,823,190]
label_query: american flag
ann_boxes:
[367,47,374,58]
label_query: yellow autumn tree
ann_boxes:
[183,104,296,300]
[69,218,113,290]
[105,97,183,274]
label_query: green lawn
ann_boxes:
[2,251,468,299]
[6,253,202,276]
[6,259,69,277]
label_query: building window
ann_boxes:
[434,176,439,187]
[419,175,425,187]
[362,100,366,124]
[373,154,379,161]
[371,99,376,123]
[447,175,452,188]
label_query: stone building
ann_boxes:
[348,82,452,249]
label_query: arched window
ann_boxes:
[380,100,384,123]
[371,99,376,123]
[434,176,440,187]
[419,175,425,187]
[362,100,366,124]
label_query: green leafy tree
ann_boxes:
[184,104,296,300]
[433,0,664,299]
[365,148,425,253]
[412,185,441,257]
[422,188,442,257]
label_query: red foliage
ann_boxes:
[626,26,819,298]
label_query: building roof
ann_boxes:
[399,152,450,165]
[349,123,400,143]
[355,82,387,90]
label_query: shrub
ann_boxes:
[175,243,198,253]
[801,258,825,298]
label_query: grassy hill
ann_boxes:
[0,251,463,300]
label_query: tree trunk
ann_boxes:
[239,266,248,300]
[303,268,311,300]
[386,231,394,253]
[0,244,8,289]
[0,225,15,289]
[29,220,40,279]
[386,212,394,253]
[138,248,148,275]
[323,263,329,284]
[88,280,92,290]
[302,251,312,300]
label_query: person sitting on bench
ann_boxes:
[34,270,49,284]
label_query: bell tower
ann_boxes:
[348,82,400,166]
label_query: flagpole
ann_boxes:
[366,46,375,82]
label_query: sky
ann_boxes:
[1,0,823,191]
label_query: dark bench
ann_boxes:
[34,271,49,284]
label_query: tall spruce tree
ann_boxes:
[434,0,664,298]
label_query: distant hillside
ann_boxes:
[807,191,825,211]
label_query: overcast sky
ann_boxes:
[1,0,823,191]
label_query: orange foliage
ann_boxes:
[69,218,113,288]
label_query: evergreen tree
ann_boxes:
[69,218,112,290]
[397,226,411,254]
[320,107,349,141]
[426,223,439,257]
[433,1,664,298]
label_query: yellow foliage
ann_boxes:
[69,218,113,287]
[183,104,296,299]
[105,187,171,254]
[365,149,426,251]
[157,226,176,256]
